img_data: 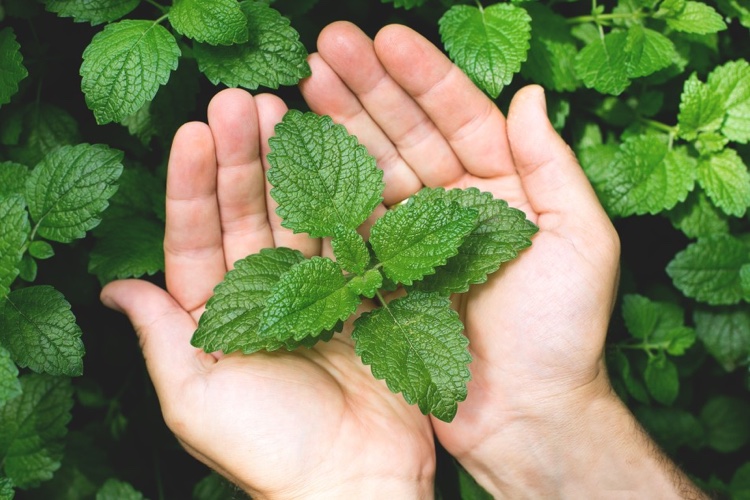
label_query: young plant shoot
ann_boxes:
[190,111,537,422]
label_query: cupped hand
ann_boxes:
[100,89,435,499]
[300,22,622,494]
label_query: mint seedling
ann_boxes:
[191,110,537,422]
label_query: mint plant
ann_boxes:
[191,110,537,421]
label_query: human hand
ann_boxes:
[100,90,435,499]
[301,22,702,497]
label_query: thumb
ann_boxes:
[101,280,213,395]
[507,85,606,223]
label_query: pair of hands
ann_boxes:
[101,22,687,498]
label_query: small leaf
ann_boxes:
[697,149,750,217]
[169,0,248,45]
[694,307,750,372]
[258,257,362,342]
[609,350,649,403]
[0,477,12,499]
[352,291,472,422]
[694,132,729,155]
[600,135,696,217]
[677,73,725,140]
[96,478,146,500]
[380,0,427,9]
[194,1,310,90]
[644,355,679,405]
[412,188,537,295]
[0,28,28,107]
[0,195,29,297]
[192,248,305,354]
[0,286,85,376]
[574,30,630,96]
[347,269,383,299]
[665,1,727,34]
[700,396,750,452]
[267,111,384,237]
[28,241,54,260]
[457,463,493,500]
[41,0,140,25]
[370,197,478,286]
[439,4,531,98]
[88,217,164,285]
[667,190,729,239]
[730,462,750,498]
[25,144,123,243]
[0,346,21,406]
[0,374,74,488]
[80,20,180,124]
[0,162,29,198]
[667,234,750,305]
[331,225,369,275]
[193,472,237,500]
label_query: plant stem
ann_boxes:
[640,118,677,134]
[567,11,645,24]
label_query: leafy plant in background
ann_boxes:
[1,0,749,498]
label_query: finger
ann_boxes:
[255,93,322,258]
[315,21,465,189]
[207,88,275,268]
[100,280,214,405]
[164,122,225,314]
[300,53,422,205]
[373,24,517,180]
[506,85,610,227]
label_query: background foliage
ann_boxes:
[1,0,749,498]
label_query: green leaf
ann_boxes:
[624,25,677,78]
[41,0,139,25]
[600,135,696,217]
[17,254,36,283]
[169,0,248,45]
[706,60,750,143]
[520,3,579,92]
[574,30,630,96]
[621,294,695,354]
[194,1,310,90]
[731,463,750,499]
[258,257,362,342]
[0,477,12,499]
[352,291,471,422]
[370,196,478,286]
[677,73,725,140]
[0,374,74,488]
[0,286,84,376]
[667,234,750,305]
[1,103,82,166]
[0,195,29,298]
[80,20,180,124]
[96,478,145,500]
[694,307,750,371]
[267,111,384,237]
[331,225,369,275]
[347,269,383,299]
[700,396,750,452]
[0,346,21,406]
[380,0,427,9]
[25,144,124,243]
[667,190,729,238]
[439,4,531,98]
[665,1,727,34]
[88,217,164,284]
[457,463,493,500]
[192,247,305,354]
[0,28,27,107]
[633,406,705,452]
[412,188,537,295]
[609,350,649,403]
[0,162,29,198]
[697,149,750,217]
[694,132,729,155]
[28,241,54,260]
[716,0,750,28]
[644,354,679,405]
[193,472,237,500]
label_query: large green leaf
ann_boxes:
[0,346,20,407]
[194,1,310,90]
[0,28,28,107]
[25,144,123,243]
[80,20,180,124]
[41,0,140,25]
[694,307,750,372]
[353,291,471,422]
[439,4,531,98]
[169,0,248,45]
[0,195,29,298]
[697,149,750,217]
[0,374,74,488]
[266,111,384,237]
[0,286,84,376]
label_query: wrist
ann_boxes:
[456,375,706,498]
[248,475,435,500]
